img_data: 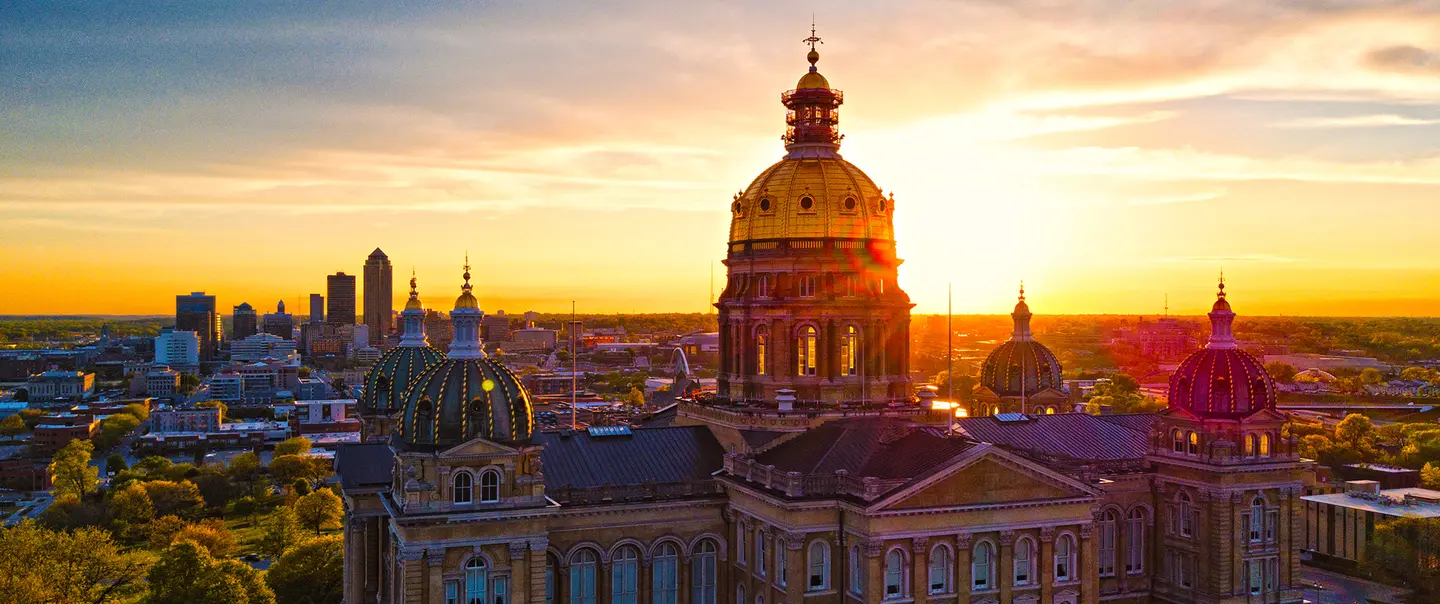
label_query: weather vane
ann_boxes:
[803,17,822,51]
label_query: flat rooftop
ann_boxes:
[1302,488,1440,518]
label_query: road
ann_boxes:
[1299,566,1411,604]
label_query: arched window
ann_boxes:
[840,326,858,376]
[756,331,768,376]
[848,544,862,594]
[844,275,857,297]
[481,469,501,503]
[1187,431,1199,455]
[1014,538,1033,586]
[1179,492,1195,538]
[807,540,829,591]
[569,550,597,604]
[928,545,951,594]
[1245,433,1257,456]
[453,472,473,505]
[797,326,817,376]
[653,543,679,604]
[1249,496,1265,543]
[1099,511,1118,577]
[1260,433,1272,457]
[776,539,788,587]
[757,275,771,298]
[799,276,817,298]
[737,524,747,566]
[1126,509,1146,574]
[972,542,994,590]
[691,540,717,604]
[466,557,489,604]
[883,549,906,599]
[1171,429,1184,453]
[1054,534,1076,583]
[735,583,745,604]
[755,529,766,577]
[612,546,639,604]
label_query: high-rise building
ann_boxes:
[175,292,221,362]
[327,272,356,324]
[263,299,293,339]
[363,248,394,340]
[309,294,325,323]
[154,328,200,371]
[232,302,258,340]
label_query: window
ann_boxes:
[570,550,597,604]
[841,326,858,376]
[928,545,951,594]
[877,279,885,294]
[1171,429,1184,453]
[1099,511,1117,577]
[447,580,461,604]
[1187,431,1199,455]
[1054,534,1076,583]
[755,530,766,577]
[756,275,770,298]
[756,331,767,376]
[1266,510,1278,543]
[760,198,772,212]
[692,541,717,604]
[799,276,817,297]
[653,544,679,604]
[807,541,829,591]
[480,469,501,503]
[1179,493,1195,538]
[883,549,905,598]
[1260,433,1272,457]
[1126,509,1146,574]
[453,472,473,505]
[736,583,745,604]
[800,196,814,211]
[546,559,555,604]
[1249,497,1265,543]
[612,547,639,604]
[466,558,489,604]
[737,523,748,566]
[844,276,857,297]
[972,542,994,590]
[1245,434,1257,456]
[797,327,817,376]
[776,540,788,586]
[844,197,857,211]
[494,576,509,604]
[1014,538,1033,586]
[1246,560,1262,595]
[848,545,862,594]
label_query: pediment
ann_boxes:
[439,436,520,459]
[875,444,1098,511]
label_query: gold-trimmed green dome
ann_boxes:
[360,345,444,415]
[728,157,893,243]
[397,357,534,449]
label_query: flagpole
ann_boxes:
[571,300,577,430]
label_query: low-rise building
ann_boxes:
[25,370,95,402]
[208,373,243,402]
[1302,480,1440,567]
[293,399,362,438]
[152,407,222,433]
[32,412,99,452]
[231,333,298,363]
[0,445,50,491]
[146,367,181,397]
[510,327,558,351]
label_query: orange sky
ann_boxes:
[6,2,1440,316]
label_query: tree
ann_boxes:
[196,400,227,423]
[16,408,44,428]
[293,489,342,535]
[0,522,149,604]
[147,515,187,550]
[192,471,236,510]
[142,480,205,518]
[297,366,312,378]
[1363,516,1440,594]
[274,436,312,457]
[229,451,260,478]
[172,519,238,558]
[111,483,156,526]
[1336,413,1375,448]
[1360,367,1385,386]
[257,507,303,560]
[0,414,25,440]
[1299,434,1333,460]
[94,413,140,450]
[146,540,275,604]
[269,454,330,488]
[292,479,312,497]
[105,452,128,475]
[122,403,149,421]
[1423,462,1440,490]
[266,535,343,604]
[233,496,259,520]
[178,373,201,395]
[134,455,174,477]
[623,387,646,407]
[1264,362,1297,383]
[49,438,99,500]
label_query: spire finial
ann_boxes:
[462,253,472,293]
[1019,280,1025,302]
[803,18,822,70]
[1218,268,1226,299]
[409,268,418,295]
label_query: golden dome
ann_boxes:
[796,70,829,90]
[405,296,424,311]
[454,291,479,310]
[728,156,894,243]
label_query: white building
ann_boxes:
[155,329,200,370]
[230,333,298,362]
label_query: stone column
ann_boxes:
[1080,526,1098,604]
[530,539,550,604]
[511,542,531,604]
[640,550,654,604]
[401,547,427,604]
[366,517,381,600]
[863,539,883,604]
[344,516,365,604]
[678,550,691,604]
[783,532,804,604]
[954,533,971,601]
[428,548,446,604]
[598,552,612,604]
[910,537,929,604]
[1039,528,1055,604]
[997,531,1014,604]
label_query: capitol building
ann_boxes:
[338,38,1311,604]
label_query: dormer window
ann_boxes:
[481,468,502,503]
[453,471,473,505]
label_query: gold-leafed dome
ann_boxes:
[728,156,894,243]
[797,70,829,90]
[454,291,479,310]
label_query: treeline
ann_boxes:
[530,312,717,335]
[0,317,169,344]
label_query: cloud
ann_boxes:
[1152,254,1298,264]
[1365,45,1440,73]
[1270,114,1440,128]
[1126,188,1229,206]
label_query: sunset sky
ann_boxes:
[5,1,1440,316]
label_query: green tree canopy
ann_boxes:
[49,438,99,500]
[274,436,312,457]
[0,414,25,440]
[141,480,205,518]
[1336,413,1376,447]
[257,507,303,561]
[0,522,149,604]
[133,455,174,477]
[1263,362,1297,383]
[293,489,342,535]
[171,519,237,558]
[111,483,156,526]
[105,452,128,475]
[146,540,275,604]
[265,535,343,604]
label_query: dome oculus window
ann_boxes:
[878,198,887,212]
[844,196,856,211]
[760,198,772,212]
[799,196,814,211]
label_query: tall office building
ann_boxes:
[363,248,394,339]
[309,294,325,323]
[154,328,200,371]
[232,302,258,340]
[263,300,293,338]
[327,272,356,324]
[175,292,221,362]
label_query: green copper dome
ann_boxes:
[361,345,444,415]
[397,357,534,449]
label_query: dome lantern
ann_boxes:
[782,27,843,158]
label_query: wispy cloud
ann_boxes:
[1126,188,1229,206]
[1270,114,1440,129]
[1152,254,1299,264]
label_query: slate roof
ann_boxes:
[755,419,975,480]
[535,425,724,489]
[954,413,1153,462]
[334,442,395,489]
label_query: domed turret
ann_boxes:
[360,274,443,417]
[396,260,534,450]
[977,284,1064,399]
[1168,279,1274,417]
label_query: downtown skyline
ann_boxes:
[7,2,1440,316]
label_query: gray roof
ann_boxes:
[334,442,394,490]
[535,425,723,489]
[955,413,1153,463]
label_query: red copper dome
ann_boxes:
[1168,280,1274,417]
